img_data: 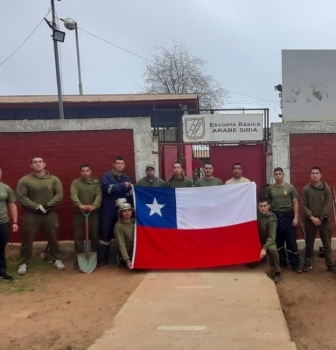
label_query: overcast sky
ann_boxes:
[1,0,336,121]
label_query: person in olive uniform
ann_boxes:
[258,197,281,283]
[135,164,165,187]
[266,167,301,273]
[70,163,102,269]
[114,203,135,269]
[16,157,64,275]
[166,162,193,188]
[194,163,223,187]
[301,166,336,273]
[0,166,19,282]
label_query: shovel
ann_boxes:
[77,211,97,274]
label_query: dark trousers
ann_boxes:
[98,209,118,265]
[274,211,300,268]
[19,212,62,264]
[118,249,134,266]
[0,223,9,274]
[267,245,281,274]
[304,218,334,267]
[73,212,99,253]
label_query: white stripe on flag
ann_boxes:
[176,182,256,229]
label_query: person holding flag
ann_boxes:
[99,157,132,267]
[257,197,281,283]
[114,203,135,269]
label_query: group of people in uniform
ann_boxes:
[259,166,336,282]
[0,157,334,283]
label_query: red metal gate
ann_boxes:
[210,143,266,195]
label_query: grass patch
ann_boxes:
[0,257,53,294]
[0,251,75,295]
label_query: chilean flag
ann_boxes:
[132,182,260,269]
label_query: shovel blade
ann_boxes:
[77,251,97,274]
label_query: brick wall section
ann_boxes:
[0,130,135,242]
[290,133,336,238]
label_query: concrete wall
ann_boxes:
[272,121,336,238]
[0,117,152,181]
[272,121,336,183]
[265,140,273,185]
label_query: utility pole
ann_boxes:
[61,18,84,95]
[51,0,65,119]
[75,23,83,95]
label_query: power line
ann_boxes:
[224,89,278,103]
[78,27,157,65]
[79,27,279,104]
[0,9,51,67]
[0,15,280,105]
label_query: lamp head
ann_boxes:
[64,18,77,30]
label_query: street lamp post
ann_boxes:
[50,0,65,119]
[61,18,83,95]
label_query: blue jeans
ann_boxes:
[274,211,300,269]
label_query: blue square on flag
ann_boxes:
[134,187,177,228]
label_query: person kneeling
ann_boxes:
[258,197,281,283]
[114,203,134,269]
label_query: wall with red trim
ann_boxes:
[0,130,135,242]
[290,133,336,238]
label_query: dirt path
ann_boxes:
[0,245,145,350]
[277,256,336,350]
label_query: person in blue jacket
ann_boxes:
[99,157,132,267]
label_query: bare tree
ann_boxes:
[143,44,228,110]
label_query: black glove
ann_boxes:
[35,204,51,215]
[320,215,328,223]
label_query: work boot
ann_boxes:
[327,265,336,274]
[302,264,312,272]
[0,273,14,282]
[273,272,281,283]
[98,262,107,269]
[293,266,302,274]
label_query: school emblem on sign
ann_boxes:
[184,117,205,140]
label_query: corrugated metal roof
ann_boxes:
[0,94,199,104]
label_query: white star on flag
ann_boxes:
[146,197,165,217]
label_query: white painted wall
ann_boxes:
[282,50,336,122]
[0,117,153,181]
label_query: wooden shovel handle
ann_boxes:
[82,211,90,242]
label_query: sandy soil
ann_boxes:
[2,245,336,350]
[0,245,145,350]
[277,255,336,350]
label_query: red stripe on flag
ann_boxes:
[133,220,261,269]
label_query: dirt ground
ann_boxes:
[0,245,145,350]
[277,253,336,350]
[2,246,336,350]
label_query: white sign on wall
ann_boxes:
[182,114,264,142]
